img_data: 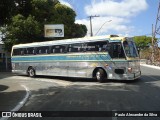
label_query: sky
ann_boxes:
[0,0,159,44]
[59,0,160,38]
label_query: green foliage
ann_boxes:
[54,3,76,24]
[31,0,59,23]
[0,0,16,25]
[2,14,41,50]
[72,24,87,38]
[0,0,87,52]
[0,0,33,25]
[133,36,152,49]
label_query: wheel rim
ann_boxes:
[29,69,34,77]
[96,71,101,80]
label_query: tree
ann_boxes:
[133,36,159,59]
[2,14,41,50]
[0,0,87,52]
[0,0,32,26]
[0,0,16,25]
[71,24,87,38]
[133,36,152,49]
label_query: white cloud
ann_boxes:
[76,0,148,36]
[59,0,73,8]
[85,0,148,17]
[76,16,134,36]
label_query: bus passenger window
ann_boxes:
[51,45,66,53]
[45,49,48,54]
[26,48,34,55]
[33,49,35,55]
[60,48,63,53]
[20,49,24,55]
[52,49,55,53]
[68,43,83,52]
[99,47,102,52]
[39,50,41,54]
[13,49,21,56]
[68,48,71,52]
[36,46,49,54]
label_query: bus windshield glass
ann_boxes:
[123,40,138,57]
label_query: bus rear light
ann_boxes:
[128,67,132,73]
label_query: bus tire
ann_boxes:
[28,67,35,77]
[96,69,106,83]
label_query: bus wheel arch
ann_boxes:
[93,68,107,82]
[27,66,36,77]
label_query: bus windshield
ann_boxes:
[123,40,138,57]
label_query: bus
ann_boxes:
[11,35,141,82]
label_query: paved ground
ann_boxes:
[0,65,160,120]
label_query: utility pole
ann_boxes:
[88,15,99,36]
[152,0,160,64]
[151,24,155,64]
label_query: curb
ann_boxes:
[141,64,160,70]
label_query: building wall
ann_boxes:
[0,43,11,71]
[0,44,5,62]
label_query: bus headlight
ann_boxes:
[128,67,132,73]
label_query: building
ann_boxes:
[0,41,5,62]
[0,41,11,71]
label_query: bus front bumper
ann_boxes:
[123,71,141,80]
[108,71,141,80]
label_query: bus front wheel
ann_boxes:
[28,67,35,77]
[96,69,106,83]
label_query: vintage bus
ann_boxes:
[11,35,141,82]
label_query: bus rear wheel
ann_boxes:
[28,67,35,77]
[96,69,106,83]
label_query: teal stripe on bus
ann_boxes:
[11,53,112,62]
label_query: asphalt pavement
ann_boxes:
[0,65,160,120]
[0,73,27,112]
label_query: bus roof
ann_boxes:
[13,35,126,48]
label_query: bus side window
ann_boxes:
[13,49,21,56]
[26,48,34,55]
[98,47,102,52]
[96,41,108,52]
[55,46,60,53]
[67,43,83,53]
[86,42,97,52]
[45,49,48,54]
[36,46,49,54]
[52,49,55,53]
[51,45,61,53]
[24,48,27,55]
[20,49,24,55]
[60,48,63,53]
[68,47,71,52]
[51,46,56,53]
[39,50,41,54]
